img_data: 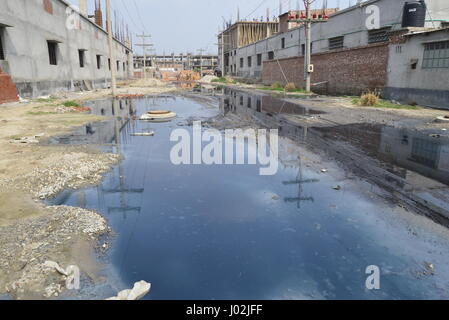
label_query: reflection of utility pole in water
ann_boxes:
[76,191,87,208]
[283,156,318,209]
[101,99,144,219]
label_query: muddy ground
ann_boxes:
[0,79,176,299]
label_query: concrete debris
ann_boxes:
[0,152,120,199]
[44,261,68,276]
[106,281,151,300]
[199,75,218,83]
[131,131,155,137]
[43,283,62,298]
[9,136,40,144]
[0,206,108,299]
[424,262,435,275]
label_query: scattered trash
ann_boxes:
[55,106,91,114]
[106,281,151,300]
[19,97,29,104]
[272,194,280,200]
[333,185,342,190]
[423,262,435,276]
[321,169,328,173]
[131,131,155,137]
[115,94,145,99]
[435,116,449,123]
[140,110,177,122]
[43,283,62,298]
[44,261,69,276]
[9,136,40,144]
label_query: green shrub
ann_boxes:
[62,100,81,107]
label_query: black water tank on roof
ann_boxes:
[402,1,427,28]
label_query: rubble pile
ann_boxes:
[0,206,108,299]
[0,152,120,199]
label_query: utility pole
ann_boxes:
[136,33,153,79]
[305,1,312,92]
[197,48,206,78]
[148,48,156,70]
[106,0,117,96]
[288,0,329,92]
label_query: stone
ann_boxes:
[106,281,151,300]
[44,260,68,276]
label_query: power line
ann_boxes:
[119,0,142,33]
[132,0,149,33]
[243,0,270,20]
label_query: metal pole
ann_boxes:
[221,34,225,76]
[106,0,117,96]
[305,0,311,92]
[136,34,152,79]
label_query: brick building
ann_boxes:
[218,0,449,108]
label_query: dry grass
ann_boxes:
[271,82,283,89]
[284,82,297,92]
[359,91,380,106]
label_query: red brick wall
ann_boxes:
[0,69,18,104]
[262,43,389,95]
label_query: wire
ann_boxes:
[132,0,149,33]
[243,0,271,20]
[118,0,142,34]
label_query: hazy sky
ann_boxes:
[69,0,353,55]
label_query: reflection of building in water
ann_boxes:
[53,98,138,145]
[379,127,449,185]
[221,88,312,144]
[220,88,319,209]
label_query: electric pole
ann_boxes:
[136,33,153,79]
[197,48,206,78]
[220,34,225,76]
[305,1,312,92]
[288,0,329,92]
[106,0,117,96]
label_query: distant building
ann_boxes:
[0,0,133,101]
[133,53,218,77]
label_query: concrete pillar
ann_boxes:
[79,0,87,15]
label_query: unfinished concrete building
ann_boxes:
[0,0,133,100]
[218,20,279,76]
[134,53,218,74]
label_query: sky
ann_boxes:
[68,0,356,55]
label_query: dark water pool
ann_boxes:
[49,92,449,300]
